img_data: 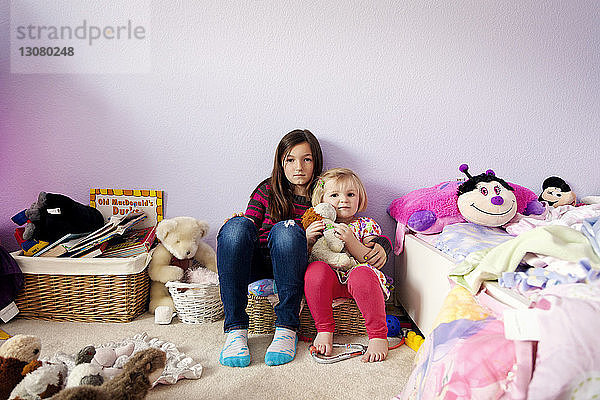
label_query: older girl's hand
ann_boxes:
[223,212,253,224]
[363,242,387,269]
[306,220,325,247]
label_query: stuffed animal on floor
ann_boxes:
[148,217,217,313]
[388,164,544,253]
[47,348,166,400]
[12,192,105,243]
[301,203,357,270]
[538,176,577,207]
[65,346,105,388]
[0,334,42,400]
[9,362,67,400]
[88,343,134,379]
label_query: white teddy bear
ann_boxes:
[303,203,357,270]
[148,216,217,313]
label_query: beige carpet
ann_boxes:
[3,313,414,399]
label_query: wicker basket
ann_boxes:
[247,294,277,334]
[15,269,150,323]
[246,294,367,336]
[166,281,224,324]
[300,299,367,336]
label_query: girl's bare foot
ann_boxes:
[313,332,334,356]
[361,338,388,362]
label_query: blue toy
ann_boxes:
[11,210,29,226]
[247,279,275,296]
[386,315,401,337]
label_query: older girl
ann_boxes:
[217,129,323,367]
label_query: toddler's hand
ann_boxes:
[363,242,387,269]
[306,220,325,247]
[333,223,357,245]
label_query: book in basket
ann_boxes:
[76,241,109,258]
[33,232,89,257]
[60,211,147,257]
[100,226,157,258]
[90,188,164,229]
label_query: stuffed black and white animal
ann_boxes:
[539,176,577,207]
[48,348,166,400]
[19,192,105,243]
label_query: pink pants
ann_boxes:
[304,261,387,339]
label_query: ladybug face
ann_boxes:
[540,186,576,207]
[457,181,517,226]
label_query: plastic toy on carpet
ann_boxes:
[405,331,424,352]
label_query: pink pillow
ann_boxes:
[388,180,539,253]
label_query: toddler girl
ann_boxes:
[304,168,392,362]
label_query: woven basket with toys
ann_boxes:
[166,265,223,324]
[151,217,223,324]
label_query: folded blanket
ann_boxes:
[435,223,513,262]
[450,225,600,293]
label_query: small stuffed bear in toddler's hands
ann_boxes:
[302,203,357,270]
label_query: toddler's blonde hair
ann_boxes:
[312,168,367,212]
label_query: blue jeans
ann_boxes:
[217,217,308,332]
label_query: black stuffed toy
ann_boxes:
[16,192,105,243]
[538,176,577,208]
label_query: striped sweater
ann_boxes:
[245,180,310,247]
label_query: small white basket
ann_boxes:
[166,281,224,324]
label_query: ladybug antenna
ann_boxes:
[459,164,472,179]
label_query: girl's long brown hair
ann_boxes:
[268,129,323,222]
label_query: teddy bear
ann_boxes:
[0,334,42,400]
[148,217,217,313]
[47,348,166,400]
[301,203,357,270]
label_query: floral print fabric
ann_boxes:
[335,217,390,299]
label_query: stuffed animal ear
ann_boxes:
[195,220,210,238]
[156,219,177,241]
[25,202,42,222]
[314,203,337,220]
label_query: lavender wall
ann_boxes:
[2,1,600,282]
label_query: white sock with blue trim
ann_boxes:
[265,327,297,366]
[220,329,251,367]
